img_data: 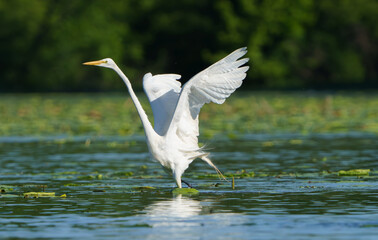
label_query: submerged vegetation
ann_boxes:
[0,92,377,136]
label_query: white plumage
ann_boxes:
[143,73,182,136]
[83,47,249,188]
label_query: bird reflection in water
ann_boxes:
[144,195,202,227]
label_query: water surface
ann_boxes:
[1,133,377,239]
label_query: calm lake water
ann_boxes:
[0,133,377,239]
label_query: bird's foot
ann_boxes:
[181,179,193,188]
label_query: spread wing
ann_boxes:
[143,73,182,135]
[167,47,249,145]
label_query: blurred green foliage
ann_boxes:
[0,0,376,91]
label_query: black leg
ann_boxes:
[181,179,193,188]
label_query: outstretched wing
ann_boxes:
[167,47,249,145]
[143,73,182,135]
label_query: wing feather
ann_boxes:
[167,47,249,145]
[143,73,182,135]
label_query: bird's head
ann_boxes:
[83,58,115,69]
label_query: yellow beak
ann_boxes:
[82,60,107,66]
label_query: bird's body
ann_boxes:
[84,48,249,188]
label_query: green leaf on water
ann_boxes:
[361,224,378,228]
[195,173,221,179]
[23,192,56,198]
[338,169,370,176]
[136,175,164,179]
[77,174,103,180]
[262,141,274,147]
[289,139,303,145]
[227,132,238,139]
[140,165,148,170]
[132,186,156,191]
[93,189,106,192]
[172,188,199,195]
[77,175,96,180]
[0,185,14,192]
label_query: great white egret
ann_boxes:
[83,47,249,188]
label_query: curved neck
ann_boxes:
[112,65,157,142]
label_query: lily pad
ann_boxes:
[172,188,199,195]
[23,192,56,198]
[338,169,370,176]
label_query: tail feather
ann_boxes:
[201,156,229,182]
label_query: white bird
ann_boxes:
[83,47,249,188]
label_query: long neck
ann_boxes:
[113,65,157,142]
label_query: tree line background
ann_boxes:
[0,0,376,92]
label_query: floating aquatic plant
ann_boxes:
[338,169,371,176]
[23,192,56,198]
[0,93,377,136]
[172,188,199,195]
